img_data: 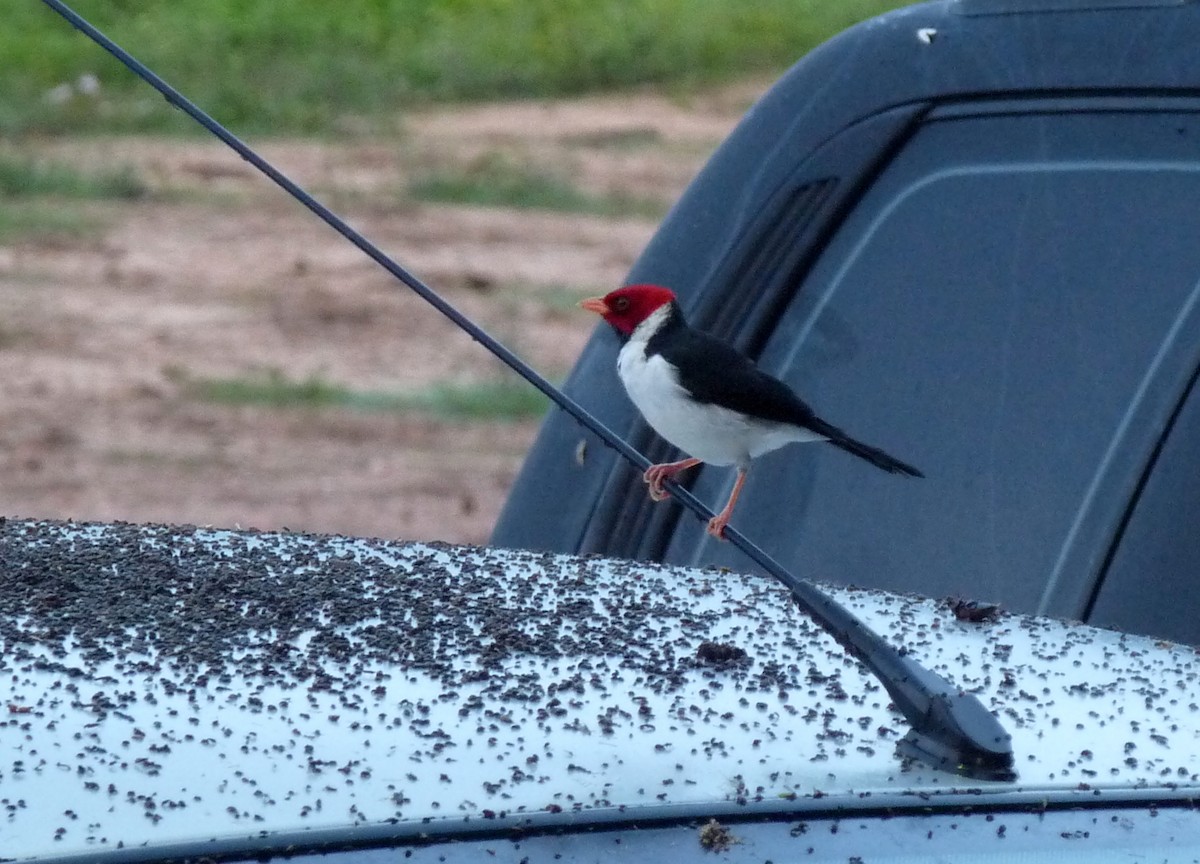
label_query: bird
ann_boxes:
[580,283,923,540]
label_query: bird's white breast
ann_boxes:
[616,307,817,468]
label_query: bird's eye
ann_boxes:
[612,297,630,312]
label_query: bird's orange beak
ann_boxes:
[579,297,609,316]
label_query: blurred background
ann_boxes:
[0,0,909,543]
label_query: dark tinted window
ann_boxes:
[665,110,1200,618]
[1091,371,1200,644]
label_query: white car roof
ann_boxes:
[2,518,1198,860]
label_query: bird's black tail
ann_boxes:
[806,416,924,478]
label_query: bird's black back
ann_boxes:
[645,303,820,427]
[644,303,923,477]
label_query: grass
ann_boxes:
[0,204,106,244]
[185,369,551,422]
[0,153,146,199]
[567,128,664,149]
[409,153,666,218]
[0,154,142,243]
[6,1,916,135]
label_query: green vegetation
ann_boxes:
[0,154,146,199]
[185,369,550,422]
[567,128,664,150]
[410,153,666,218]
[0,154,141,242]
[397,379,551,421]
[7,0,913,135]
[0,204,106,244]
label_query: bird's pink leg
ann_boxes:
[706,469,747,541]
[643,457,702,502]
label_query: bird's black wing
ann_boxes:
[651,323,818,426]
[653,321,924,477]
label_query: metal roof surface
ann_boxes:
[2,518,1198,860]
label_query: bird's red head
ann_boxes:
[580,284,677,337]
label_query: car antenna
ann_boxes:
[41,0,1015,782]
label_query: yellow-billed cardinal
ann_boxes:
[581,283,923,540]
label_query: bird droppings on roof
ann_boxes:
[695,641,750,667]
[0,518,816,695]
[946,597,1003,624]
[1,518,1199,859]
[698,817,738,851]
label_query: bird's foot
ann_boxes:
[644,467,672,501]
[704,470,745,542]
[705,514,730,541]
[643,466,668,501]
[642,458,701,502]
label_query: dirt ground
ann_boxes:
[0,84,757,544]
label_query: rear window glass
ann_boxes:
[1091,369,1200,643]
[666,110,1200,616]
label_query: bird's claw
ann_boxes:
[643,467,671,501]
[643,458,701,503]
[706,515,730,541]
